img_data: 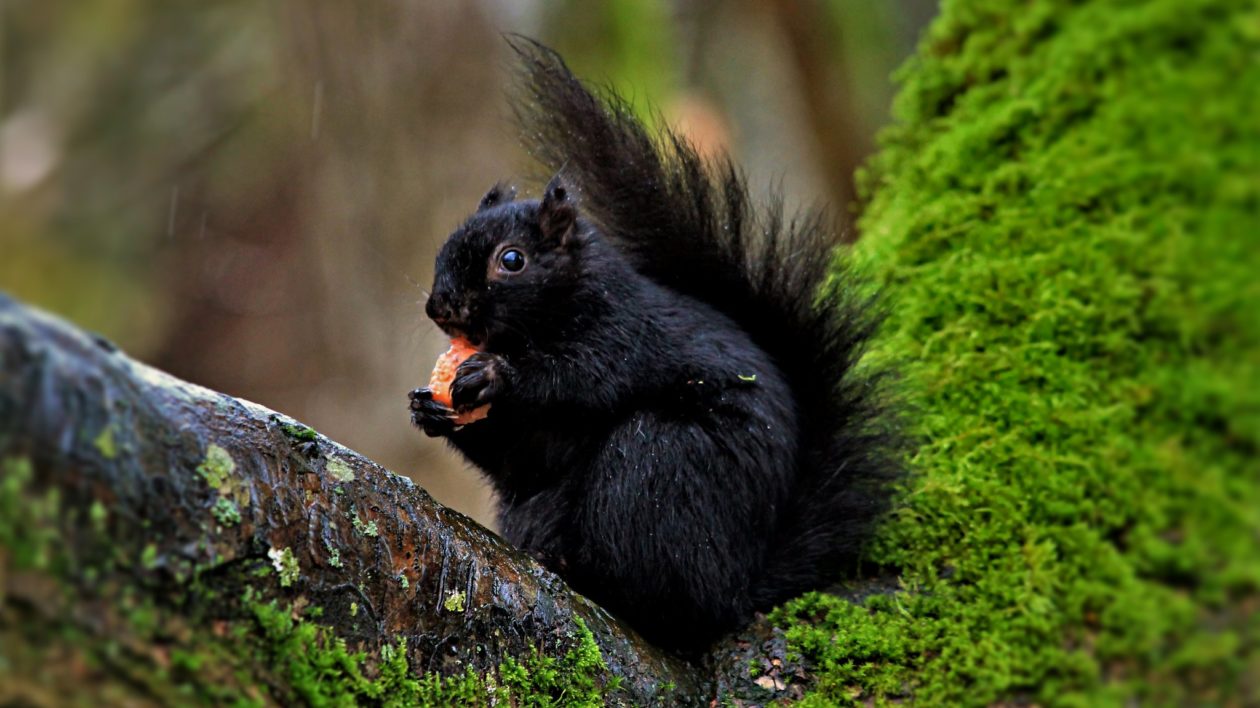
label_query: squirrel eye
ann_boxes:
[499,248,526,273]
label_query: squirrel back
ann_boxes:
[509,38,902,608]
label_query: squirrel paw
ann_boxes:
[408,388,455,437]
[451,352,512,412]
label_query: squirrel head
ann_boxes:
[427,176,589,350]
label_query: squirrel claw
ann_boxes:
[408,387,455,437]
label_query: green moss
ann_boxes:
[351,509,379,538]
[398,573,410,590]
[266,546,300,588]
[0,457,616,705]
[88,500,108,531]
[211,497,241,527]
[140,543,158,570]
[324,539,342,568]
[196,444,236,493]
[279,422,318,443]
[788,0,1260,704]
[243,592,614,706]
[93,425,117,459]
[0,457,60,571]
[496,617,615,707]
[326,457,355,483]
[443,591,467,613]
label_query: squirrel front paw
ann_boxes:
[450,352,513,412]
[408,388,455,437]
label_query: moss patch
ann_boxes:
[351,509,379,538]
[243,595,613,707]
[326,457,355,483]
[92,425,117,459]
[1,454,620,706]
[324,539,342,568]
[443,590,467,613]
[140,543,158,570]
[87,500,108,531]
[196,444,236,493]
[211,497,241,527]
[0,457,59,572]
[279,422,318,443]
[267,546,300,588]
[787,0,1260,704]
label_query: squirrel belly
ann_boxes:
[494,275,800,650]
[410,38,902,653]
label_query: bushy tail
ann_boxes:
[510,38,902,606]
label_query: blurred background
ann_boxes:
[0,0,932,527]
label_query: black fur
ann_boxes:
[410,38,901,652]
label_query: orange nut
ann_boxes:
[428,337,490,424]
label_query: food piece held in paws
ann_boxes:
[428,337,491,424]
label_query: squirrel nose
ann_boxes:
[427,293,474,331]
[426,294,453,325]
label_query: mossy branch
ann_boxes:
[0,293,705,705]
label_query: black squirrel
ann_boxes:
[409,38,900,653]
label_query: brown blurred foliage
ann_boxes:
[0,0,928,527]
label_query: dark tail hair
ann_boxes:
[509,37,902,606]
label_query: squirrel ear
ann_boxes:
[478,182,516,211]
[538,176,576,245]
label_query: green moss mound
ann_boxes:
[784,0,1260,704]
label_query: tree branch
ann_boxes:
[0,293,705,704]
